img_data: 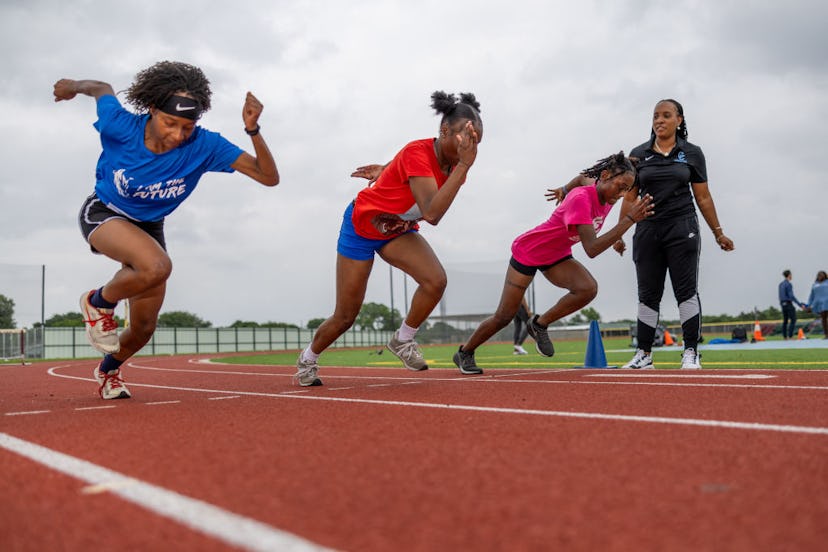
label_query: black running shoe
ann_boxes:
[453,346,483,375]
[526,315,555,357]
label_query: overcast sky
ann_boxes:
[1,0,826,329]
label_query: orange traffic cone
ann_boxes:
[797,328,805,340]
[753,321,765,342]
[663,329,675,346]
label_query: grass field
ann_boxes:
[221,335,828,370]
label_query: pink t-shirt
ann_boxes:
[511,185,613,266]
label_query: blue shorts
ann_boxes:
[337,202,415,261]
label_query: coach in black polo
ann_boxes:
[614,99,734,370]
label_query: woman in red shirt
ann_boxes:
[295,91,482,386]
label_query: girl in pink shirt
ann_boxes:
[453,152,653,374]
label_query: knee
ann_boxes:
[420,271,448,298]
[491,310,515,329]
[330,310,358,333]
[575,280,598,303]
[128,316,158,343]
[138,256,173,287]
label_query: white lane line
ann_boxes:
[585,373,776,379]
[146,401,181,406]
[5,410,51,416]
[120,363,828,390]
[75,406,118,411]
[44,368,828,436]
[0,432,332,552]
[207,396,241,401]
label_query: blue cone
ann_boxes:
[575,320,617,369]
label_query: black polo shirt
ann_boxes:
[629,137,707,223]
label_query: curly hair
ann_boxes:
[430,91,481,125]
[125,61,212,115]
[581,151,637,180]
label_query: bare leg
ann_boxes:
[309,254,374,354]
[115,282,166,360]
[88,219,172,302]
[462,266,534,353]
[377,232,446,328]
[536,258,597,325]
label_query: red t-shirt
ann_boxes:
[352,138,457,240]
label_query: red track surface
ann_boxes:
[2,356,827,551]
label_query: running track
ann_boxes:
[2,356,827,551]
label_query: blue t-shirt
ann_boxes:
[93,95,244,221]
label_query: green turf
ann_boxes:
[218,335,828,370]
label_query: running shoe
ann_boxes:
[526,315,555,357]
[453,346,483,375]
[80,290,120,354]
[294,355,323,386]
[93,366,131,400]
[386,332,428,371]
[623,349,654,369]
[681,348,702,369]
[513,345,528,355]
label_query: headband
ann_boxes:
[158,95,202,120]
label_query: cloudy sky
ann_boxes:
[1,0,826,329]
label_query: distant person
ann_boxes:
[453,152,653,375]
[295,91,482,386]
[778,270,805,339]
[551,99,734,369]
[54,61,279,399]
[806,270,828,339]
[513,295,532,355]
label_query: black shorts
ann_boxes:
[78,194,166,254]
[509,255,573,276]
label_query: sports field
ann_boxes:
[2,338,827,551]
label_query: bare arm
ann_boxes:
[580,194,654,258]
[691,182,734,251]
[230,92,279,187]
[611,186,641,255]
[53,79,114,101]
[410,121,479,226]
[545,174,592,204]
[351,164,388,186]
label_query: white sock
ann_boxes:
[301,346,320,363]
[397,322,418,342]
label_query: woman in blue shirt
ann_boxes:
[806,271,828,339]
[54,61,279,399]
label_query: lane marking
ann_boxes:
[146,401,181,406]
[585,374,776,379]
[5,410,51,416]
[0,432,332,552]
[75,406,118,411]
[45,368,828,436]
[207,396,241,401]
[120,363,828,390]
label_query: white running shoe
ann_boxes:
[681,348,702,369]
[513,345,528,355]
[294,355,323,386]
[386,331,428,371]
[80,291,120,354]
[94,366,131,400]
[623,349,654,369]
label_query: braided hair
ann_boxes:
[430,91,482,125]
[581,151,637,180]
[125,61,212,116]
[652,98,688,140]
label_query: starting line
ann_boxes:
[585,373,776,379]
